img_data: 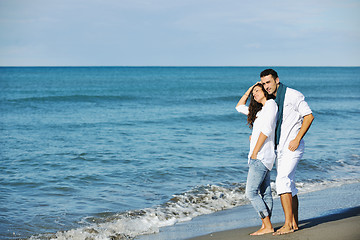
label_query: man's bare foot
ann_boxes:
[272,226,294,235]
[250,227,274,236]
[292,221,298,231]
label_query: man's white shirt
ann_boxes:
[278,88,313,152]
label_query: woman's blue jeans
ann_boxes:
[245,159,273,219]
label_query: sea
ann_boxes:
[1,67,359,240]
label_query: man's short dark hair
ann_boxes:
[260,69,278,79]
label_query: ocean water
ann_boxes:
[0,67,359,240]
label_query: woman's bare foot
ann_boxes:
[272,225,294,235]
[250,227,274,236]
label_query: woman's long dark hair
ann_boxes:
[247,83,274,128]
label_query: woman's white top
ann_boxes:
[236,99,278,170]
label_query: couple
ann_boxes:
[236,69,314,235]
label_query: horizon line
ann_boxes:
[1,65,359,68]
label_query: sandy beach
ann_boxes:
[189,206,360,240]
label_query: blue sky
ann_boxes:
[0,0,359,66]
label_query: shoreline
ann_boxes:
[136,182,360,240]
[188,206,360,240]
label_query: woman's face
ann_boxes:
[252,86,266,103]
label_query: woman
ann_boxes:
[235,83,278,235]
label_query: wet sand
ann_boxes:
[137,182,360,240]
[188,206,360,240]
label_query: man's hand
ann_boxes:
[288,114,314,152]
[288,138,300,152]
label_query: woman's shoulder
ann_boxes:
[265,99,277,106]
[264,99,278,111]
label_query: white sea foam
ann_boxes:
[29,178,360,240]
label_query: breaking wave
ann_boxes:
[29,178,360,240]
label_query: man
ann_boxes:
[260,69,314,235]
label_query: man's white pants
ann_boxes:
[276,140,305,196]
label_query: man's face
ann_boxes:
[260,75,279,96]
